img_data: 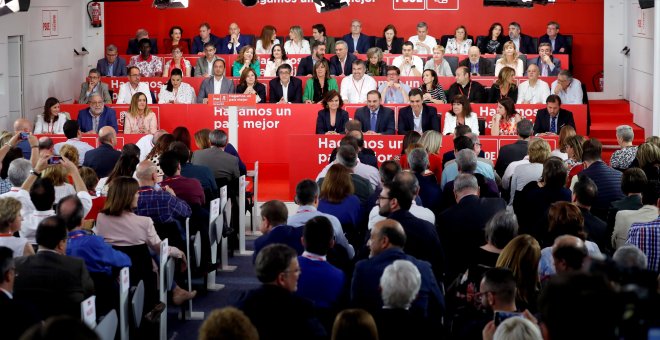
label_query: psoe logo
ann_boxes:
[393,0,459,10]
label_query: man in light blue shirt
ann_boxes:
[377,66,411,104]
[441,135,495,188]
[551,69,583,104]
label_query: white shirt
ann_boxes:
[509,162,543,204]
[0,187,35,221]
[284,39,311,55]
[116,82,152,104]
[54,139,95,165]
[206,59,213,76]
[34,113,69,134]
[517,79,550,104]
[136,134,154,161]
[54,183,76,203]
[280,81,290,103]
[264,59,293,77]
[213,77,224,94]
[495,58,524,77]
[158,83,196,104]
[368,201,435,230]
[255,38,281,54]
[392,55,424,76]
[442,112,480,135]
[316,160,380,190]
[413,110,423,134]
[551,78,584,104]
[19,190,92,243]
[501,156,529,190]
[340,74,377,104]
[408,35,437,55]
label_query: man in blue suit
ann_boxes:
[96,45,127,77]
[220,22,252,54]
[253,200,304,263]
[533,94,575,136]
[354,91,395,135]
[77,93,118,133]
[397,89,440,135]
[82,126,121,178]
[539,21,570,54]
[342,20,371,54]
[191,22,223,55]
[351,218,445,321]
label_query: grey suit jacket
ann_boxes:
[196,76,236,103]
[191,147,240,181]
[194,56,219,77]
[79,82,112,104]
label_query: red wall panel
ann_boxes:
[104,0,603,90]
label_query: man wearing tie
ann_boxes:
[533,94,576,136]
[354,91,396,135]
[458,46,495,76]
[527,43,561,77]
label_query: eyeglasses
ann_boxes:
[376,196,391,202]
[283,268,301,275]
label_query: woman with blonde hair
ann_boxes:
[232,45,260,77]
[194,128,211,150]
[635,142,660,181]
[199,307,258,340]
[0,197,35,257]
[44,144,79,202]
[366,47,387,76]
[550,125,576,160]
[495,41,524,76]
[420,130,443,182]
[124,92,157,134]
[284,25,310,55]
[489,66,518,103]
[496,234,541,312]
[424,45,453,76]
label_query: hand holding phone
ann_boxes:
[20,132,29,140]
[48,155,62,165]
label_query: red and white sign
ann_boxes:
[41,10,58,37]
[209,94,256,107]
[426,0,459,10]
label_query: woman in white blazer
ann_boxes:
[443,94,480,135]
[34,97,69,134]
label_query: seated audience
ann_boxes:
[440,148,500,210]
[550,125,576,160]
[613,180,659,250]
[442,135,496,188]
[126,28,158,54]
[0,246,40,339]
[365,47,387,76]
[191,129,241,182]
[425,45,453,76]
[198,307,259,340]
[222,22,252,54]
[158,151,205,207]
[329,40,357,76]
[309,23,336,54]
[43,153,76,202]
[163,44,191,77]
[340,60,377,104]
[1,157,34,214]
[375,24,403,54]
[565,134,586,183]
[124,92,157,134]
[163,25,188,54]
[296,40,326,76]
[610,125,638,170]
[77,94,118,133]
[0,197,34,257]
[378,66,411,104]
[315,90,349,134]
[193,42,220,78]
[517,64,551,104]
[446,66,487,103]
[12,118,34,159]
[78,167,103,220]
[474,211,519,268]
[607,168,646,233]
[236,68,267,103]
[96,44,127,77]
[232,45,261,77]
[488,66,518,103]
[158,69,196,104]
[407,148,441,212]
[96,153,139,196]
[444,94,478,135]
[264,44,293,77]
[551,70,583,104]
[612,244,648,270]
[128,38,163,77]
[397,89,440,134]
[342,20,371,54]
[508,22,536,54]
[197,59,236,103]
[255,25,279,54]
[392,42,423,77]
[491,97,523,136]
[478,23,508,54]
[283,25,311,55]
[495,234,541,312]
[332,309,378,340]
[34,97,69,134]
[409,22,437,54]
[572,175,609,253]
[353,90,396,135]
[116,66,152,104]
[533,95,576,135]
[527,42,561,76]
[578,138,625,220]
[78,68,111,104]
[635,142,660,181]
[539,21,570,54]
[268,64,303,104]
[495,119,533,177]
[169,141,217,196]
[419,69,447,104]
[191,22,222,55]
[495,41,524,76]
[54,120,94,165]
[303,60,338,104]
[626,188,660,271]
[419,130,443,183]
[459,46,495,76]
[254,200,304,261]
[445,25,472,55]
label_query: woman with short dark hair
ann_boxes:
[315,90,349,134]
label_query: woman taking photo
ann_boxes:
[232,45,260,77]
[479,23,508,55]
[366,47,388,76]
[424,45,453,76]
[445,25,472,55]
[284,26,310,55]
[264,44,292,77]
[163,44,191,77]
[419,69,446,104]
[163,26,188,54]
[495,41,523,77]
[315,90,349,134]
[303,60,338,104]
[443,94,479,135]
[488,66,518,103]
[34,97,69,134]
[491,97,522,136]
[236,68,266,104]
[255,25,279,55]
[375,24,403,54]
[158,69,196,104]
[124,92,157,134]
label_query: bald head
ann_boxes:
[552,235,588,274]
[98,126,116,146]
[468,46,481,63]
[135,160,158,185]
[14,118,32,133]
[373,219,406,248]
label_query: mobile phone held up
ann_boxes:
[493,311,522,326]
[20,132,29,140]
[48,156,62,165]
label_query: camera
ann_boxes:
[19,132,29,140]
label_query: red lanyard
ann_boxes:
[458,82,472,99]
[352,77,364,98]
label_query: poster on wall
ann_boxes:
[41,10,58,38]
[633,3,652,38]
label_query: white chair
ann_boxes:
[95,309,118,340]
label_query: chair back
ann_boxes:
[94,309,118,340]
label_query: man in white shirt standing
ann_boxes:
[551,69,583,104]
[392,42,423,77]
[116,66,152,104]
[517,64,550,104]
[340,60,377,104]
[408,22,437,55]
[54,121,94,166]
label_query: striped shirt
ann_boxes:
[627,217,660,272]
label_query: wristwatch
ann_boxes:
[30,169,41,177]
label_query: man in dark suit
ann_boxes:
[220,22,253,54]
[196,59,236,103]
[539,21,570,54]
[508,22,536,54]
[407,149,442,213]
[459,46,495,76]
[342,20,371,54]
[397,89,440,135]
[495,119,533,177]
[253,200,304,263]
[351,219,445,322]
[329,41,357,76]
[526,43,562,76]
[354,90,396,135]
[296,41,327,76]
[191,129,240,183]
[533,94,576,135]
[126,29,158,55]
[0,247,41,339]
[446,66,487,103]
[269,64,303,103]
[13,216,95,320]
[573,175,610,254]
[82,126,121,178]
[606,168,646,235]
[77,93,118,133]
[235,244,327,340]
[191,22,223,55]
[96,44,127,77]
[437,174,506,281]
[580,139,625,221]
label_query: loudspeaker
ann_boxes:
[639,0,653,9]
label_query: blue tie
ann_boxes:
[550,116,557,134]
[370,112,377,132]
[108,62,114,76]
